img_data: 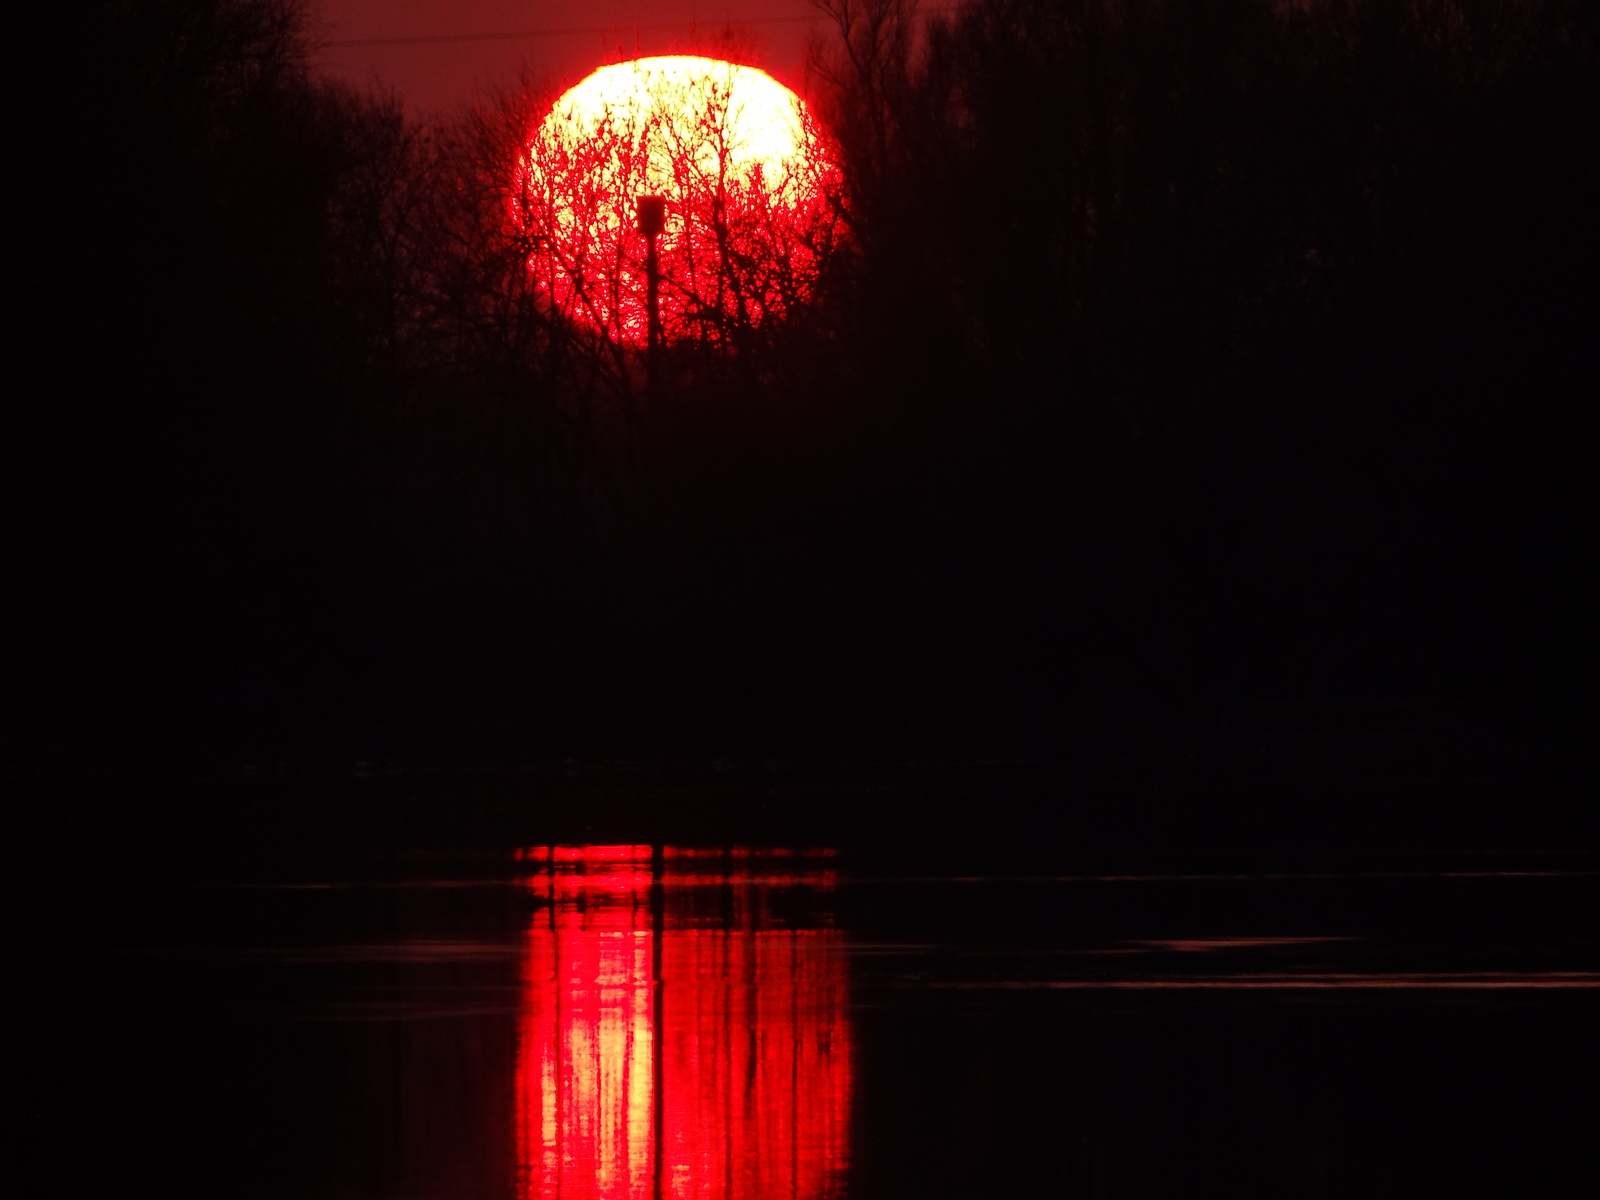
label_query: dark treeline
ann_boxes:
[6,0,1598,778]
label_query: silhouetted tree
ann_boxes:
[6,0,1596,765]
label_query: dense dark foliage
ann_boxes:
[5,0,1597,777]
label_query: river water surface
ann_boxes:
[74,842,1599,1199]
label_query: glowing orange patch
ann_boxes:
[515,846,853,1200]
[515,57,843,346]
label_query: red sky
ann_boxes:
[309,1,831,114]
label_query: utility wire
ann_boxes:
[327,15,829,50]
[325,9,959,50]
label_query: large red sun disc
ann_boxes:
[516,57,842,346]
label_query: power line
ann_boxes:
[323,9,960,51]
[325,15,830,51]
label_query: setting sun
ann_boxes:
[515,56,842,346]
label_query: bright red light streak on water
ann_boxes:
[516,847,852,1200]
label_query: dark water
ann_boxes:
[47,843,1599,1199]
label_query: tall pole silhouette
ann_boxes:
[638,195,666,402]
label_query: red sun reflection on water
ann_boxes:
[516,845,852,1200]
[514,58,844,346]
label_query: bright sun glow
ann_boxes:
[555,57,806,191]
[515,57,842,346]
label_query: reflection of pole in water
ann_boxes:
[651,844,666,1200]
